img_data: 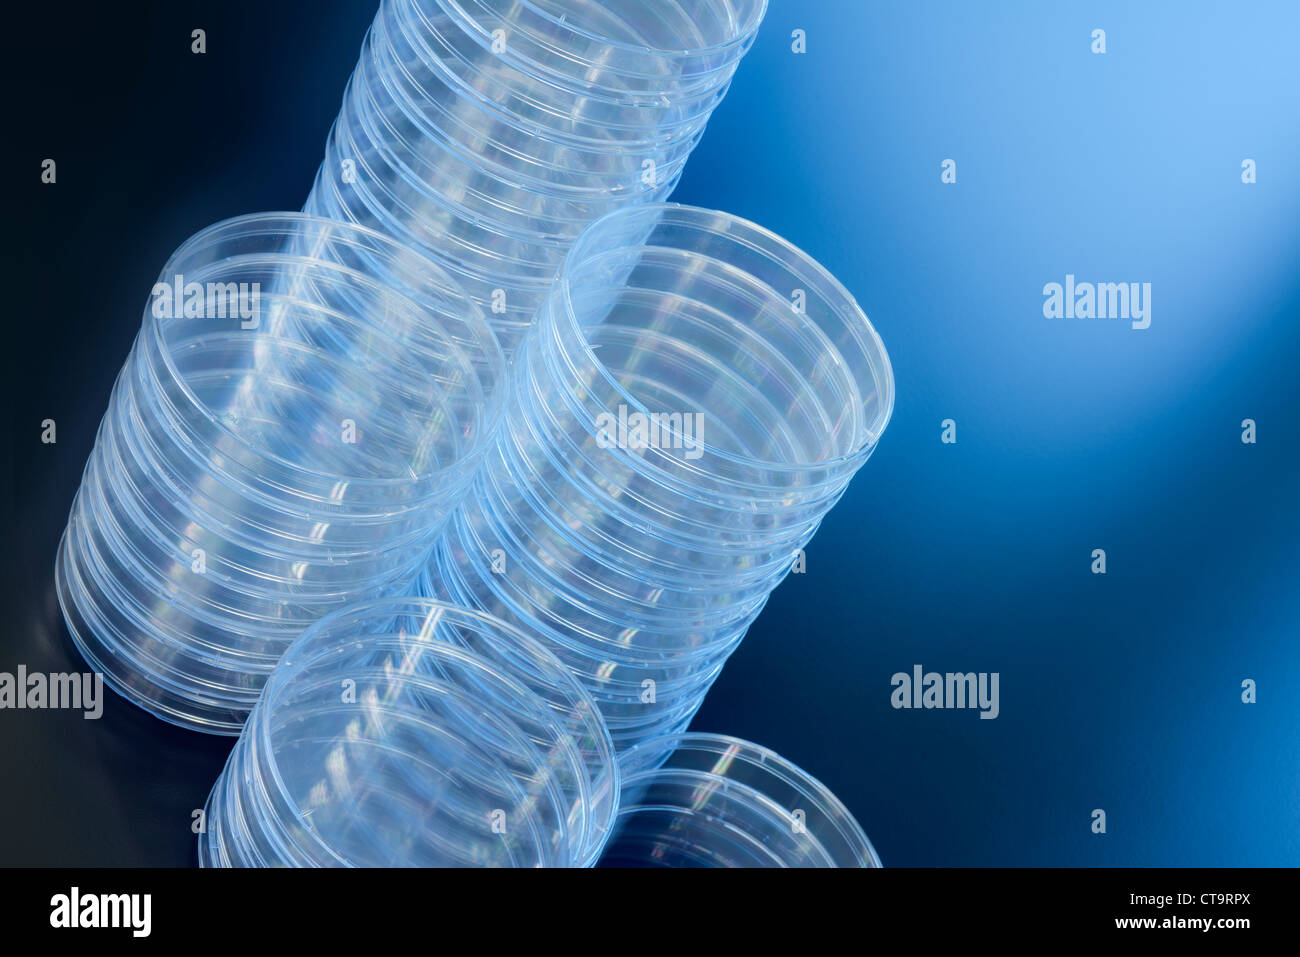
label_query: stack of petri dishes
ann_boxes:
[199,597,617,867]
[420,203,895,755]
[303,0,768,356]
[55,2,893,868]
[55,213,507,733]
[599,733,882,867]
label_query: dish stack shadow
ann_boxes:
[420,203,895,757]
[55,214,507,733]
[303,0,768,356]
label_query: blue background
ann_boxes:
[6,0,1298,865]
[686,0,1300,866]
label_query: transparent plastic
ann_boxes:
[303,0,768,353]
[420,203,894,754]
[55,213,506,733]
[199,598,617,867]
[601,733,882,868]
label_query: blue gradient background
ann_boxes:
[683,0,1300,866]
[7,0,1298,866]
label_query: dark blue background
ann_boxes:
[5,0,1297,865]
